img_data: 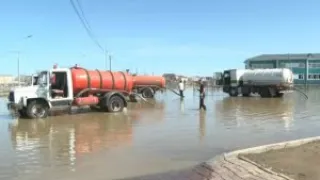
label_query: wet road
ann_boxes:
[1,86,320,180]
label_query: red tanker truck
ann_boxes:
[132,75,166,98]
[7,64,163,119]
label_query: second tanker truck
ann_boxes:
[7,64,166,119]
[132,75,166,99]
[222,68,294,98]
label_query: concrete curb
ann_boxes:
[203,136,320,180]
[224,136,320,158]
[124,137,320,180]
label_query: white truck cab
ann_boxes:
[8,67,74,118]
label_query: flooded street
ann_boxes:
[1,86,320,180]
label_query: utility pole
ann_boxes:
[109,55,112,71]
[17,52,20,87]
[105,51,108,70]
[15,35,32,87]
[105,50,112,71]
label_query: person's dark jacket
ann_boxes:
[199,83,205,98]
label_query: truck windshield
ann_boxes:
[38,71,48,86]
[32,75,39,85]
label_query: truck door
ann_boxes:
[48,70,73,108]
[36,71,50,98]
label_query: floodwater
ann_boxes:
[1,86,320,180]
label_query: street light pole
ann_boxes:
[17,52,20,87]
[104,51,107,70]
[104,49,112,71]
[17,35,33,87]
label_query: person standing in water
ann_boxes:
[178,79,185,98]
[199,80,207,110]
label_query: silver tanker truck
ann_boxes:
[222,68,294,98]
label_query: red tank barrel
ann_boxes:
[132,75,166,88]
[71,67,134,95]
[74,96,99,106]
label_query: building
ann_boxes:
[176,75,189,83]
[244,53,320,84]
[0,75,14,84]
[162,73,177,81]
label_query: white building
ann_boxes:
[0,75,15,84]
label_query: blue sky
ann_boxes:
[1,0,320,76]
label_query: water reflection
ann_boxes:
[8,113,134,176]
[2,87,320,180]
[180,99,185,113]
[215,97,295,131]
[199,111,206,141]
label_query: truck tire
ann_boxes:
[259,88,271,98]
[241,87,251,97]
[26,100,49,119]
[18,108,27,118]
[276,92,284,98]
[107,95,125,113]
[229,87,238,97]
[141,87,154,98]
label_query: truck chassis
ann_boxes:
[223,83,292,98]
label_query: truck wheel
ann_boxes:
[141,88,154,98]
[229,88,238,97]
[276,92,284,98]
[107,95,125,113]
[242,93,250,97]
[26,100,49,119]
[259,88,271,98]
[241,87,251,97]
[18,108,27,118]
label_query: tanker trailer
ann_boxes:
[222,68,294,98]
[7,64,135,119]
[132,75,166,98]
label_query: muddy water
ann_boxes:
[1,86,320,180]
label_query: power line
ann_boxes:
[69,0,105,52]
[74,0,92,32]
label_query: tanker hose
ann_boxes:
[163,85,309,100]
[130,93,156,105]
[164,87,184,97]
[293,87,308,99]
[74,88,92,99]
